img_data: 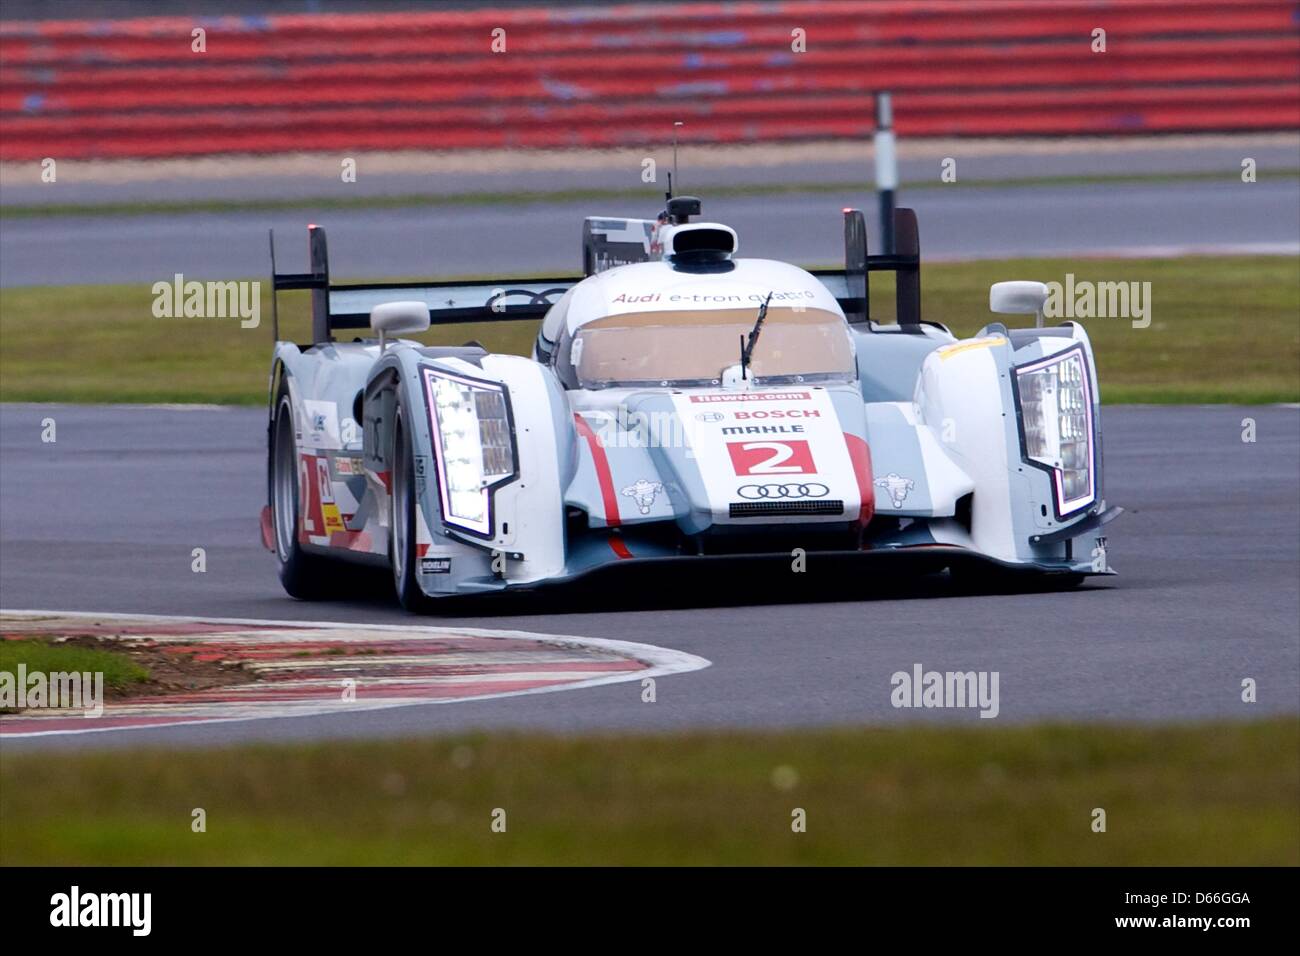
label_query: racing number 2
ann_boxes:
[727,440,816,475]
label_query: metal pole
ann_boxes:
[268,228,279,342]
[672,120,683,190]
[874,91,897,255]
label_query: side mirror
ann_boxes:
[370,300,430,345]
[989,281,1048,328]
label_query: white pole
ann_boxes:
[874,92,897,254]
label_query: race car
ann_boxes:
[261,196,1120,610]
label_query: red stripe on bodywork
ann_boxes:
[608,537,633,559]
[574,413,621,528]
[843,433,875,526]
[259,505,275,551]
[299,453,325,543]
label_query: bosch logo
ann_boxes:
[736,482,829,500]
[695,412,725,423]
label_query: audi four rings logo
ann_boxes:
[736,482,830,499]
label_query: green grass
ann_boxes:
[873,256,1300,404]
[0,639,149,692]
[1,719,1295,865]
[3,169,1295,221]
[1,256,1296,405]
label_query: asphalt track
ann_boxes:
[3,179,1299,286]
[5,137,1296,206]
[1,402,1297,750]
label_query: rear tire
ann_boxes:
[270,382,344,600]
[389,403,436,613]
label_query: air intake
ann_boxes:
[662,222,738,259]
[729,500,845,518]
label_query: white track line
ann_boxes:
[0,609,711,738]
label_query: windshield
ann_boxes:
[568,307,855,388]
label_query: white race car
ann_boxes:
[261,195,1119,609]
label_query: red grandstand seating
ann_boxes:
[0,0,1296,160]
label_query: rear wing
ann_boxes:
[272,206,921,343]
[269,225,579,343]
[581,217,657,276]
[810,207,921,328]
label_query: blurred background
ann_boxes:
[0,0,1297,402]
[3,0,1297,157]
[1,0,1297,279]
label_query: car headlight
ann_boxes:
[421,367,517,536]
[1014,345,1095,517]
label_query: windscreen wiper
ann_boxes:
[739,291,774,381]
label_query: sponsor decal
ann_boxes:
[420,556,452,574]
[874,472,915,509]
[722,424,806,435]
[733,409,819,419]
[621,478,664,515]
[302,399,341,449]
[316,459,333,503]
[314,458,345,533]
[671,388,866,523]
[736,482,829,500]
[938,335,1006,361]
[690,391,810,404]
[611,291,816,306]
[727,439,816,476]
[413,454,428,494]
[485,287,568,312]
[321,504,345,535]
[333,455,366,477]
[699,408,821,434]
[299,453,322,536]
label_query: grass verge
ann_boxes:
[1,256,1296,405]
[1,719,1295,865]
[0,639,148,695]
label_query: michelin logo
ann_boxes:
[874,472,914,509]
[621,479,663,515]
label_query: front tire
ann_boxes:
[270,383,342,599]
[389,403,435,613]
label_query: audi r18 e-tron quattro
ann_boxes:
[261,194,1119,610]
